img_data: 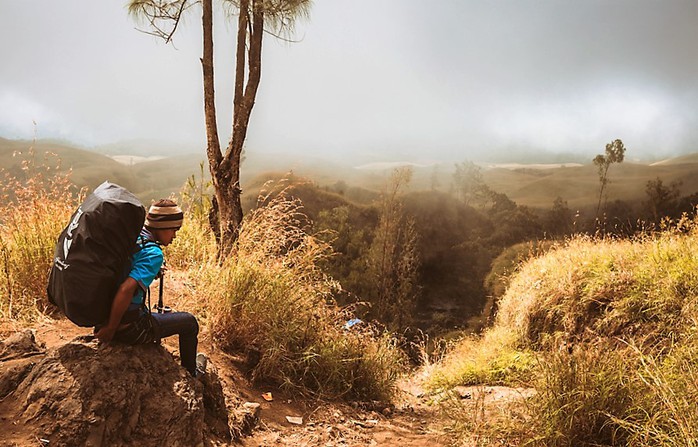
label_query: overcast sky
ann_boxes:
[1,0,697,162]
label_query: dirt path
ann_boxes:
[234,377,449,447]
[1,319,532,447]
[7,319,447,446]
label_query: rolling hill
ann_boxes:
[3,137,698,212]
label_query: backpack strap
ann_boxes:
[133,229,165,313]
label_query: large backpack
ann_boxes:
[47,182,146,327]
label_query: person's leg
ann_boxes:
[152,312,199,376]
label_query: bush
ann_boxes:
[526,345,639,446]
[427,326,536,391]
[201,192,406,400]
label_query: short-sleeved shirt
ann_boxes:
[129,231,163,305]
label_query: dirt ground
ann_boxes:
[1,314,531,447]
[22,319,447,446]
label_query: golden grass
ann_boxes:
[427,326,535,391]
[435,215,698,445]
[0,150,82,322]
[497,224,698,349]
[175,186,407,400]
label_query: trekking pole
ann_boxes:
[157,270,171,313]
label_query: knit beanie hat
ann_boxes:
[145,201,183,230]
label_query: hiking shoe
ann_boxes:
[196,352,208,376]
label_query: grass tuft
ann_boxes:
[199,189,406,400]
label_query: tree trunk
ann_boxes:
[197,0,266,256]
[201,0,221,169]
[211,0,263,255]
[200,0,260,256]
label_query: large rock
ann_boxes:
[0,335,207,447]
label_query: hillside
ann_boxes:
[482,161,698,209]
[4,137,698,213]
[4,137,698,445]
[428,221,698,445]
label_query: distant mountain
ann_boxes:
[92,139,201,157]
[650,153,698,166]
[3,136,698,213]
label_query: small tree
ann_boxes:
[593,139,626,219]
[368,167,420,331]
[546,196,572,236]
[128,0,312,256]
[643,177,682,224]
[452,160,490,206]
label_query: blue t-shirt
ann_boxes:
[129,232,163,305]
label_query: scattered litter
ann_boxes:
[286,416,303,425]
[352,419,378,428]
[343,318,363,330]
[262,392,273,402]
[243,402,260,411]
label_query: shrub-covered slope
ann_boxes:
[433,221,698,446]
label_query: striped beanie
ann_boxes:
[145,200,183,230]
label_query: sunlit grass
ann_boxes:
[0,150,81,323]
[427,326,535,391]
[432,215,698,445]
[185,188,407,400]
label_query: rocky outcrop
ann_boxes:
[0,332,233,447]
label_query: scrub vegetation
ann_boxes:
[4,143,698,445]
[431,222,698,446]
[0,149,81,323]
[171,183,407,400]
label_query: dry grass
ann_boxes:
[497,222,698,349]
[178,186,407,400]
[427,326,535,391]
[0,149,82,323]
[432,215,698,445]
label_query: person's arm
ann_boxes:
[95,277,139,343]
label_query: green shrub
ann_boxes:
[427,327,536,391]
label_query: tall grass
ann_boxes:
[189,188,406,400]
[0,149,81,323]
[427,326,535,391]
[526,345,640,446]
[613,339,698,447]
[433,215,698,445]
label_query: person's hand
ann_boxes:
[95,325,117,343]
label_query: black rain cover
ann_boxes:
[47,182,145,327]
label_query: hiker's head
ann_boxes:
[145,199,183,246]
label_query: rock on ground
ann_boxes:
[0,331,233,447]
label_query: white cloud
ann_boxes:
[0,91,61,139]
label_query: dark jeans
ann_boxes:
[152,311,199,376]
[111,311,199,376]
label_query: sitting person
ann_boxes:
[95,199,205,377]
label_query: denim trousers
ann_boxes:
[152,311,199,376]
[112,311,199,376]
